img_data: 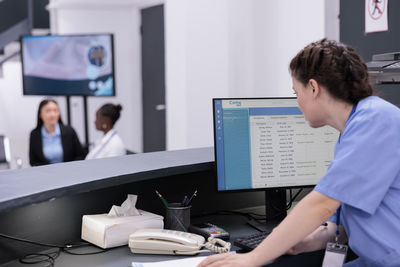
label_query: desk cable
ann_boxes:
[0,233,108,267]
[193,188,304,223]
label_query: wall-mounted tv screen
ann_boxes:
[21,34,115,96]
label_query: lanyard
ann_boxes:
[335,103,357,243]
[335,206,341,244]
[348,104,357,121]
[91,130,117,159]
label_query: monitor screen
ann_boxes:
[21,34,115,96]
[214,98,339,192]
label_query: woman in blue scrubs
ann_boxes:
[199,39,400,266]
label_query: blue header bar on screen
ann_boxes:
[249,107,302,116]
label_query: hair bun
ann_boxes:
[115,104,122,112]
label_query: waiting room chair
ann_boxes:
[0,135,11,170]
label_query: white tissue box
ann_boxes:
[81,210,164,248]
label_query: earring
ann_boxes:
[102,123,107,129]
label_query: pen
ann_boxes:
[185,189,197,206]
[321,222,328,227]
[181,195,188,206]
[155,190,169,208]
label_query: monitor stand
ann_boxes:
[247,189,287,232]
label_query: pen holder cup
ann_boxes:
[165,203,191,232]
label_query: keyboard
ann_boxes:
[234,231,271,251]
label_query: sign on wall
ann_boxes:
[365,0,388,33]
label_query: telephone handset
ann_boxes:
[129,228,205,255]
[129,228,231,255]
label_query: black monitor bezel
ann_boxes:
[20,33,116,97]
[213,97,321,194]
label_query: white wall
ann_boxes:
[227,0,255,97]
[253,0,325,98]
[48,0,166,154]
[49,0,143,155]
[325,0,340,41]
[165,0,231,150]
[165,0,337,150]
[48,0,143,153]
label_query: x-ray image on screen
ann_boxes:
[21,34,115,96]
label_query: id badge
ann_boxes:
[322,242,348,267]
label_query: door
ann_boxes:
[141,5,166,152]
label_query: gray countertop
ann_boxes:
[0,147,214,213]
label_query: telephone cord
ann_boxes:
[204,236,231,253]
[173,236,231,255]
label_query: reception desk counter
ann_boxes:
[0,147,264,264]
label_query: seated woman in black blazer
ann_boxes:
[29,99,85,166]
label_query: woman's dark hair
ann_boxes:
[36,99,63,129]
[289,39,373,104]
[99,103,122,127]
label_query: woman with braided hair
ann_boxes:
[199,39,400,266]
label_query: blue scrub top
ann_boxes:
[315,96,400,267]
[41,123,63,164]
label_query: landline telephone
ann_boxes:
[129,228,231,255]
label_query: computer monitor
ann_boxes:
[213,98,339,230]
[21,33,115,96]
